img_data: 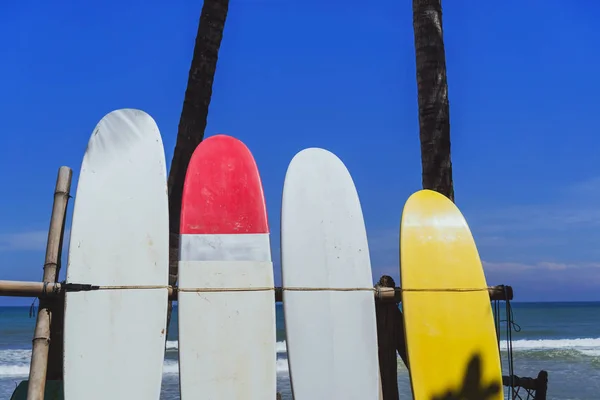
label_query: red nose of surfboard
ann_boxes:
[180,134,269,235]
[179,134,271,262]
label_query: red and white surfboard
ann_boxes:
[177,134,276,399]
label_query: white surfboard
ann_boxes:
[281,147,380,399]
[177,134,276,399]
[63,109,169,399]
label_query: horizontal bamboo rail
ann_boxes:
[0,280,513,302]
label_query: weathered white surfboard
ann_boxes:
[178,134,276,399]
[63,109,169,399]
[281,147,380,399]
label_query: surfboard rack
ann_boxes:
[1,166,544,400]
[0,280,513,302]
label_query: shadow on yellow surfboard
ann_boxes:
[400,189,504,400]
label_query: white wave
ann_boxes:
[276,341,287,354]
[162,360,179,375]
[276,358,289,373]
[166,341,178,350]
[580,349,600,357]
[0,349,30,363]
[501,337,600,353]
[0,349,30,377]
[7,337,597,379]
[0,364,29,377]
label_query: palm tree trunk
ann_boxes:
[166,0,230,336]
[412,0,454,202]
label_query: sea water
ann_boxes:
[1,302,599,399]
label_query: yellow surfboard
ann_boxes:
[400,189,503,400]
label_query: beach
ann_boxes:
[1,302,599,399]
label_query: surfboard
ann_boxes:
[281,147,380,399]
[400,189,503,400]
[63,109,169,399]
[178,134,276,399]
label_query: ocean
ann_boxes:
[1,302,599,399]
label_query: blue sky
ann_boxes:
[1,0,599,305]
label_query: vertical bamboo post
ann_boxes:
[393,303,408,369]
[375,275,399,400]
[45,296,64,381]
[375,275,409,400]
[45,183,70,381]
[26,167,72,400]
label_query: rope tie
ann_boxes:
[32,336,51,344]
[96,285,169,290]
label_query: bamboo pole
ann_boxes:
[0,280,59,296]
[46,174,71,381]
[26,167,72,400]
[0,281,513,303]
